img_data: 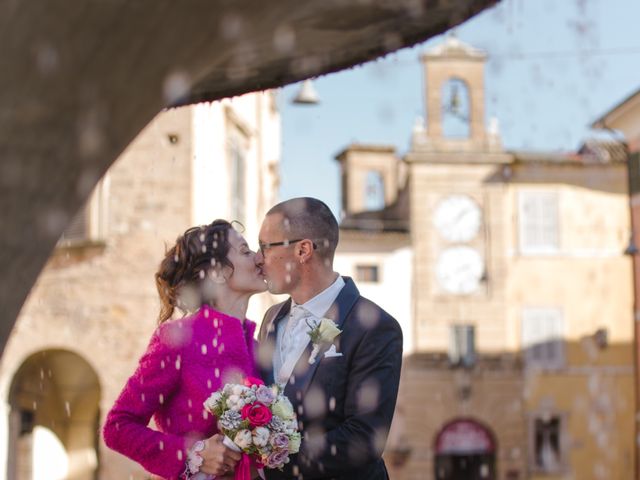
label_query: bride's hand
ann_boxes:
[198,434,242,476]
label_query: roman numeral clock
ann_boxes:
[433,194,485,295]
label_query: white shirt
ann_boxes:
[274,275,345,385]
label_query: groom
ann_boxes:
[255,197,403,480]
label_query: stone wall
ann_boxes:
[0,96,279,479]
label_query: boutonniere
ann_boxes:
[307,318,342,364]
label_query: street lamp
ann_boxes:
[292,79,320,105]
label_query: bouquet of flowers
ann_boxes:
[203,376,301,480]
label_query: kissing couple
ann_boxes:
[103,197,403,480]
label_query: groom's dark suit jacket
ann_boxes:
[257,277,403,480]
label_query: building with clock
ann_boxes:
[335,36,634,480]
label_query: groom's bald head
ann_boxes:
[266,197,339,263]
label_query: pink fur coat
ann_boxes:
[103,306,258,479]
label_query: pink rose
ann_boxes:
[271,433,289,449]
[256,385,276,405]
[241,402,273,427]
[244,376,265,387]
[266,449,290,469]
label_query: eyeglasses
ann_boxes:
[259,238,318,256]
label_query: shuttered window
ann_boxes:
[59,208,88,242]
[355,265,380,283]
[521,307,564,370]
[58,178,108,245]
[228,129,248,225]
[518,191,559,254]
[529,414,566,473]
[449,324,476,367]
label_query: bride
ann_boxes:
[103,220,266,479]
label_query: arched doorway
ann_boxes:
[434,418,496,480]
[7,349,101,480]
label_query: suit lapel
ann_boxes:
[258,299,291,386]
[266,299,291,342]
[284,277,360,399]
[326,276,360,332]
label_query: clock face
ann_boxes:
[436,246,484,295]
[433,195,481,243]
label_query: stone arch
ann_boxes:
[434,417,497,480]
[7,349,101,480]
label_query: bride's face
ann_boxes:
[224,230,268,295]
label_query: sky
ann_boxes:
[278,0,640,218]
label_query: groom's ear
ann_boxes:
[297,239,315,263]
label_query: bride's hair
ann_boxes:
[155,220,235,323]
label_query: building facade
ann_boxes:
[0,93,280,479]
[335,37,635,480]
[593,86,640,480]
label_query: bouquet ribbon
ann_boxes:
[236,453,251,480]
[223,436,265,480]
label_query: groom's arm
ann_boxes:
[297,306,403,478]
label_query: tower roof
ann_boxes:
[422,34,487,60]
[340,178,410,233]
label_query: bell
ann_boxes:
[449,83,460,114]
[292,79,320,105]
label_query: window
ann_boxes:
[228,129,248,225]
[355,264,380,283]
[518,191,559,255]
[58,177,108,245]
[530,414,565,474]
[448,324,475,367]
[521,308,564,370]
[364,171,385,211]
[60,208,88,243]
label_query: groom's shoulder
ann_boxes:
[264,300,287,320]
[350,294,402,335]
[258,300,288,336]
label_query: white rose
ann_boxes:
[204,392,222,411]
[272,397,295,420]
[232,385,244,396]
[252,427,270,447]
[317,318,341,343]
[242,390,256,403]
[285,418,298,433]
[234,429,253,450]
[288,432,302,454]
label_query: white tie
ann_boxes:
[277,305,311,385]
[281,306,307,359]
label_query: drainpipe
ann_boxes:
[622,141,640,480]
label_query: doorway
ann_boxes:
[7,349,101,480]
[434,418,496,480]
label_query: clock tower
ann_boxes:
[392,35,526,480]
[406,34,512,353]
